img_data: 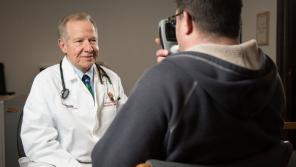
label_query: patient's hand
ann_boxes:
[155,38,169,63]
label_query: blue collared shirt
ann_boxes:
[73,65,94,92]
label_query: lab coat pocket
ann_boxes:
[101,94,118,125]
[103,91,118,108]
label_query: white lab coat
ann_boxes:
[20,57,127,167]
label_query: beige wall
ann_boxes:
[242,0,277,61]
[0,0,278,96]
[0,0,176,95]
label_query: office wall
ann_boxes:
[242,0,277,62]
[0,0,176,95]
[0,0,277,96]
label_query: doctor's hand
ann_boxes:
[155,38,169,63]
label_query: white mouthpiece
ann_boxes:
[170,45,179,54]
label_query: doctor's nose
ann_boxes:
[83,41,94,52]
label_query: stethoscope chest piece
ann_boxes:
[61,88,70,99]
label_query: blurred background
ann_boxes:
[1,0,295,166]
[0,0,278,95]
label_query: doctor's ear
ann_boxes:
[58,38,67,54]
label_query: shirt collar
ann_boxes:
[65,57,94,81]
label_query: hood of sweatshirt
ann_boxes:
[167,40,284,119]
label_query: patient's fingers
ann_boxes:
[155,38,169,63]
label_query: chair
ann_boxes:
[284,122,296,130]
[17,110,26,158]
[136,140,293,167]
[283,121,296,167]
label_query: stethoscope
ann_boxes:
[59,59,119,102]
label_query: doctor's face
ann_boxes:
[58,20,99,73]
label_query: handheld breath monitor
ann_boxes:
[158,18,179,53]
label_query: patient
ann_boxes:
[91,0,285,166]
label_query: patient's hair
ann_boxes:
[176,0,242,38]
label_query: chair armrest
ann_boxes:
[145,160,200,167]
[136,163,151,167]
[284,122,296,130]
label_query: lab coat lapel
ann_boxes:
[60,57,81,109]
[94,65,105,111]
[93,66,105,130]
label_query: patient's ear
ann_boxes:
[180,11,194,35]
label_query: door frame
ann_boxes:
[276,0,295,120]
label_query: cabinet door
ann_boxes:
[4,96,26,167]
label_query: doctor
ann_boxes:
[20,12,127,167]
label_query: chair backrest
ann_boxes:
[17,110,26,158]
[137,140,293,167]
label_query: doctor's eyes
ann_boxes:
[89,39,97,44]
[73,39,97,45]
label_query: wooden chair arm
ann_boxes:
[136,163,151,167]
[284,122,296,130]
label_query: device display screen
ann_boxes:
[165,23,177,42]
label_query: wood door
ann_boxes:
[277,0,296,144]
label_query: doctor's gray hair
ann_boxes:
[57,12,98,40]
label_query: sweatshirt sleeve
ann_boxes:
[91,64,177,167]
